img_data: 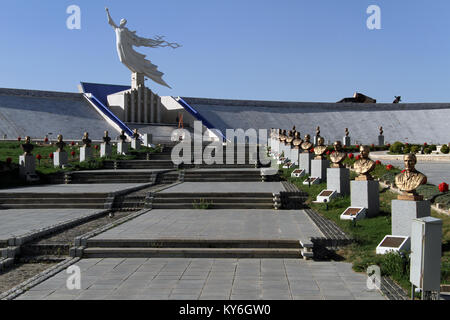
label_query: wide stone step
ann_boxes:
[0,193,107,199]
[151,203,274,209]
[152,197,273,204]
[183,178,261,182]
[155,192,273,198]
[87,239,301,249]
[82,247,301,259]
[0,198,105,204]
[0,203,105,209]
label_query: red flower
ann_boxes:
[386,144,391,148]
[376,160,381,165]
[371,144,375,148]
[71,151,76,157]
[17,137,21,141]
[49,153,54,159]
[355,145,360,149]
[355,155,361,160]
[424,142,428,146]
[310,147,314,153]
[386,164,393,170]
[71,141,75,146]
[326,150,331,155]
[405,143,409,146]
[44,137,49,143]
[348,153,354,159]
[94,145,99,150]
[36,154,42,160]
[6,157,12,165]
[439,182,449,193]
[401,169,406,173]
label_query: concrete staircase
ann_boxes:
[69,171,156,184]
[0,193,108,209]
[103,160,175,170]
[151,192,275,209]
[183,170,262,182]
[82,239,304,259]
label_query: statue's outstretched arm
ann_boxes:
[105,7,117,28]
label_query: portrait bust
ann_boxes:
[353,145,375,180]
[330,141,346,168]
[395,154,427,200]
[314,137,327,160]
[301,134,313,153]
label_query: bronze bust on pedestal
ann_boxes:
[353,145,376,180]
[395,154,427,201]
[330,141,346,168]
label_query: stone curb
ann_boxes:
[0,257,80,300]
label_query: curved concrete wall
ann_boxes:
[183,97,450,145]
[0,88,116,140]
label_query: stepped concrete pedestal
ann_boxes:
[19,155,36,180]
[343,136,351,147]
[313,135,320,146]
[80,147,92,162]
[53,151,68,168]
[131,138,140,150]
[117,142,128,155]
[378,135,385,146]
[350,180,379,217]
[311,159,329,181]
[392,200,430,238]
[299,153,313,175]
[100,143,112,157]
[327,168,350,196]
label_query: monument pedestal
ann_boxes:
[392,200,430,238]
[19,155,36,177]
[311,159,329,181]
[376,199,430,255]
[343,136,351,147]
[313,135,320,146]
[327,167,350,196]
[290,149,300,165]
[350,180,379,217]
[142,133,153,147]
[80,147,93,162]
[100,143,112,157]
[299,153,313,175]
[131,138,140,150]
[117,142,129,155]
[53,151,68,168]
[378,135,384,146]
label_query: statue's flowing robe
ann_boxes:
[115,27,171,88]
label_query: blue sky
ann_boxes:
[1,0,450,102]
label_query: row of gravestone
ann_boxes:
[269,131,442,295]
[16,129,153,182]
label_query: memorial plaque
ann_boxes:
[376,235,410,255]
[291,169,305,178]
[314,189,337,203]
[302,177,320,185]
[340,207,366,221]
[319,190,333,197]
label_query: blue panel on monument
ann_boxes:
[80,82,131,107]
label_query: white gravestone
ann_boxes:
[80,146,93,162]
[311,159,329,181]
[142,133,153,147]
[100,143,112,157]
[117,142,129,155]
[350,180,379,217]
[299,153,313,175]
[131,138,140,150]
[19,155,36,177]
[327,167,350,196]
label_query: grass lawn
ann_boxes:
[281,164,450,291]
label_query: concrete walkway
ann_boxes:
[15,258,385,300]
[0,184,148,194]
[0,209,103,242]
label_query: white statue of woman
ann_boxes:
[106,8,180,88]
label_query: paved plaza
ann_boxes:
[0,209,103,242]
[15,258,385,300]
[92,209,322,242]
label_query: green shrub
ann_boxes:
[403,146,411,154]
[441,144,449,154]
[389,141,404,154]
[410,145,420,154]
[424,147,432,154]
